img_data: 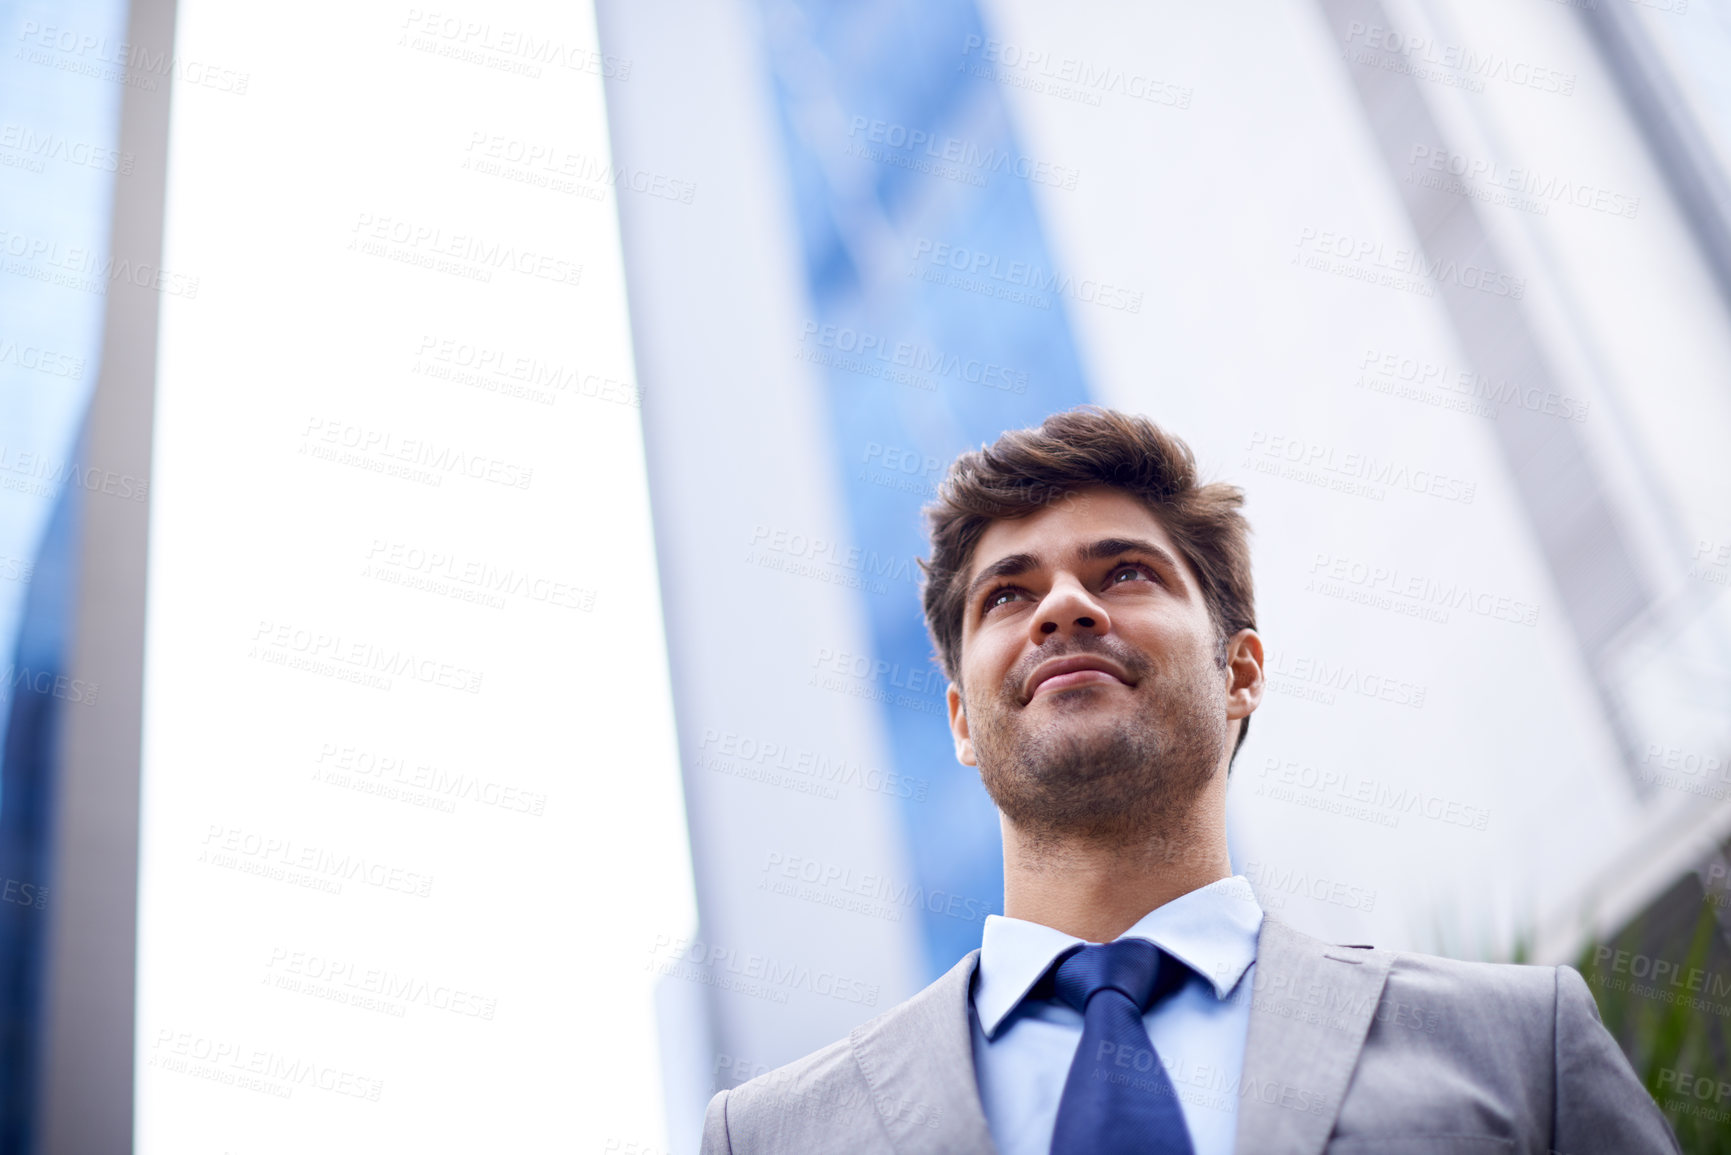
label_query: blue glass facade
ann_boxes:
[0,0,129,1141]
[758,0,1094,977]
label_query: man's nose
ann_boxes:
[1033,577,1110,640]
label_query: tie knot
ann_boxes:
[1052,939,1168,1015]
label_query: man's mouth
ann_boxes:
[1024,655,1134,703]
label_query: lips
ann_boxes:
[1024,655,1133,703]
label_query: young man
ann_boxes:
[701,407,1678,1154]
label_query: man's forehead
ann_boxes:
[967,487,1185,574]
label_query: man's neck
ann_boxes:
[998,783,1233,943]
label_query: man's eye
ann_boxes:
[984,586,1023,611]
[1110,563,1156,585]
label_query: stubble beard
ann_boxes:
[970,656,1227,855]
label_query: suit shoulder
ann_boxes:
[1262,921,1557,1038]
[717,1034,883,1150]
[1367,946,1560,1058]
[851,948,978,1051]
[721,951,979,1142]
[727,1033,861,1112]
[1381,947,1559,1002]
[1332,945,1561,1136]
[1260,919,1554,1001]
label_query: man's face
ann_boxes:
[946,486,1261,843]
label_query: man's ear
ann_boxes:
[946,683,976,767]
[1223,628,1264,725]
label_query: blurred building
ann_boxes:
[2,0,1730,1151]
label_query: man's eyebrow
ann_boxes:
[965,551,1042,608]
[964,537,1185,608]
[1079,537,1181,575]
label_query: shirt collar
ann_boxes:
[972,874,1264,1039]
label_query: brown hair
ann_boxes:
[918,405,1258,760]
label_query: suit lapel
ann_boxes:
[842,920,1391,1155]
[1233,918,1392,1155]
[849,949,997,1154]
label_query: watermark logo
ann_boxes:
[396,9,630,81]
[249,618,485,695]
[697,727,929,804]
[1243,859,1377,912]
[347,212,582,289]
[1244,430,1477,506]
[908,237,1143,313]
[1262,647,1428,710]
[198,823,435,899]
[844,115,1079,191]
[1293,227,1525,300]
[959,34,1192,111]
[646,933,880,1008]
[1252,756,1491,831]
[1340,21,1576,96]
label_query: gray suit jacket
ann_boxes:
[700,917,1679,1154]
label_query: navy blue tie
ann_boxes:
[1048,939,1195,1155]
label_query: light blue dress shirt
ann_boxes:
[967,875,1264,1155]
